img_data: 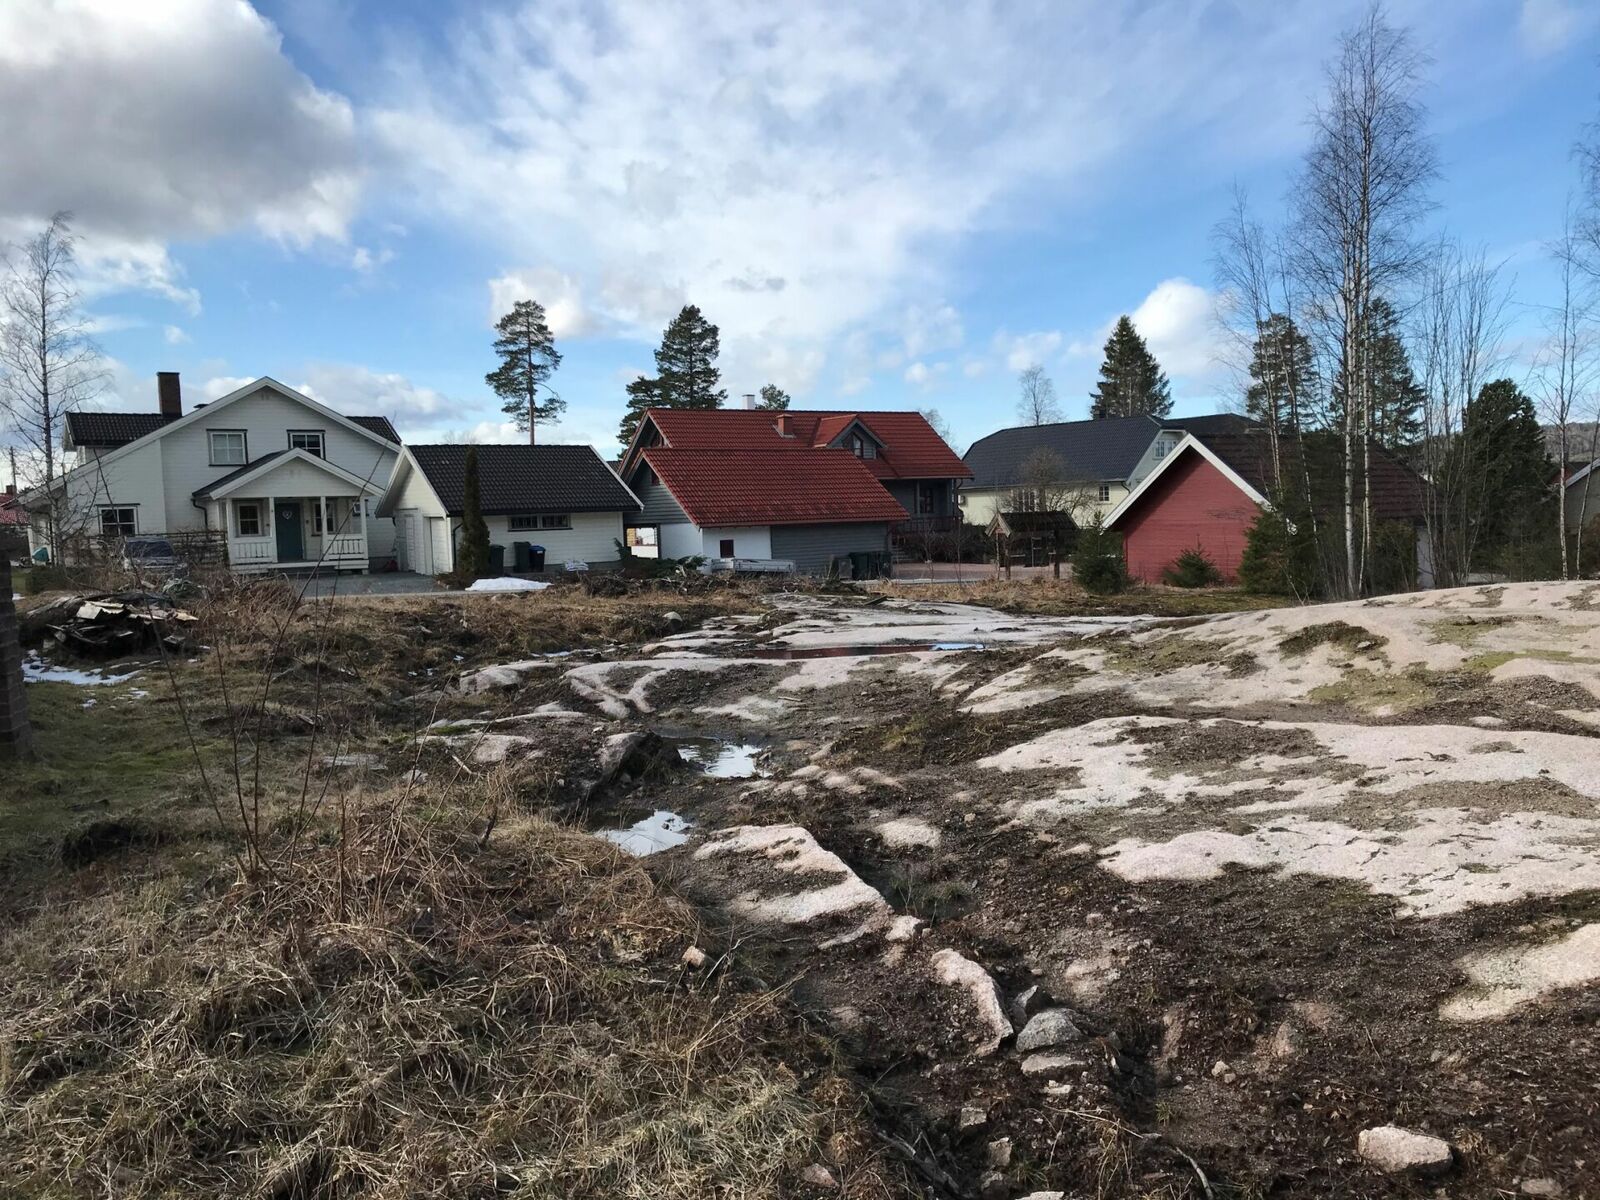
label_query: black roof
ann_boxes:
[963,412,1256,488]
[408,444,640,516]
[66,411,177,448]
[192,451,289,498]
[66,409,401,451]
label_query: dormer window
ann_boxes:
[849,433,877,459]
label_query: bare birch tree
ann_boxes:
[1293,6,1435,596]
[1016,365,1062,426]
[1533,207,1597,579]
[1413,241,1511,584]
[0,213,104,549]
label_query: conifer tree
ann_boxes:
[617,305,726,445]
[485,300,563,444]
[756,383,791,410]
[1089,316,1171,418]
[1327,298,1423,456]
[1245,313,1317,436]
[1453,379,1554,566]
[459,446,492,579]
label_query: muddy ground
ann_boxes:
[13,581,1600,1198]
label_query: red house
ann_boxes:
[1105,427,1430,585]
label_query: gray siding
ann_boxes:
[632,479,688,525]
[769,522,891,575]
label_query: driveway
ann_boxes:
[299,571,441,598]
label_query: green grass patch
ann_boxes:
[1105,634,1259,677]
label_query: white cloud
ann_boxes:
[0,0,360,310]
[371,1,1362,393]
[1128,277,1223,381]
[488,268,594,338]
[163,325,189,345]
[1518,0,1596,55]
[201,376,260,401]
[992,330,1064,373]
[904,361,931,386]
[350,246,396,274]
[294,363,457,425]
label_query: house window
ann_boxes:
[209,430,247,466]
[848,433,877,459]
[918,484,936,514]
[1154,439,1173,461]
[236,502,262,537]
[288,430,325,456]
[719,538,735,557]
[508,515,539,531]
[99,506,137,537]
[508,513,573,531]
[540,513,571,530]
[1097,483,1111,503]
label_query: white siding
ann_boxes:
[487,511,624,564]
[429,517,453,575]
[158,387,396,533]
[55,441,168,535]
[961,483,1125,527]
[660,522,702,559]
[700,526,772,559]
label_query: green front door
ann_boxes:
[275,501,304,562]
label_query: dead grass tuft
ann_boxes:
[1278,620,1386,656]
[0,793,900,1199]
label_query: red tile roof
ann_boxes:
[629,408,971,481]
[642,448,909,528]
[0,497,27,526]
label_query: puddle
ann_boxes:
[744,641,988,660]
[600,809,692,855]
[673,736,767,778]
[21,653,145,686]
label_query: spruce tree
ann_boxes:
[1089,316,1171,419]
[1245,313,1317,436]
[1328,298,1423,456]
[1455,379,1554,565]
[459,446,492,580]
[617,304,726,445]
[757,383,790,410]
[485,300,564,444]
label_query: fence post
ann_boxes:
[0,558,35,761]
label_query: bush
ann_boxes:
[1160,546,1223,588]
[1071,514,1128,595]
[1238,507,1319,596]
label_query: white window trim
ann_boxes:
[287,430,326,457]
[99,505,137,537]
[209,429,247,466]
[235,501,262,537]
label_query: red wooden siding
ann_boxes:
[1118,452,1260,583]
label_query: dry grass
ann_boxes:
[0,792,901,1199]
[868,577,1282,618]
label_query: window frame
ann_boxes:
[718,538,735,557]
[235,501,262,538]
[99,505,137,537]
[1097,483,1111,503]
[208,429,248,467]
[507,514,539,531]
[287,429,326,457]
[539,513,572,530]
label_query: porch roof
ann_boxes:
[194,448,387,500]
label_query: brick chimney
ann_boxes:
[776,412,793,438]
[157,371,182,418]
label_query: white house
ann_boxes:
[27,374,402,573]
[375,443,641,575]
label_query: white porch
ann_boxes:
[195,448,383,574]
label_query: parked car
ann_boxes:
[120,536,187,577]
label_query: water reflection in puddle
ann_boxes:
[674,737,767,778]
[600,810,691,855]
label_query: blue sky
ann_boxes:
[3,0,1597,457]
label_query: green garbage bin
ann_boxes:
[513,541,531,571]
[488,543,506,575]
[848,551,871,580]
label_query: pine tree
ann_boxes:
[1245,313,1317,436]
[1454,379,1554,566]
[459,446,492,580]
[1070,513,1129,594]
[485,300,563,444]
[1237,503,1320,596]
[1089,316,1171,419]
[1327,298,1423,456]
[617,304,726,445]
[757,383,790,410]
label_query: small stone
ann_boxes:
[1355,639,1375,650]
[662,610,684,629]
[800,1163,838,1189]
[959,1104,988,1131]
[1521,1180,1562,1198]
[979,1170,1007,1200]
[1269,1022,1303,1060]
[1017,1009,1085,1052]
[1021,1051,1087,1077]
[1040,1081,1073,1099]
[681,946,708,968]
[1018,1193,1065,1200]
[1085,911,1105,926]
[1211,1059,1231,1078]
[1357,1125,1453,1175]
[986,1137,1012,1168]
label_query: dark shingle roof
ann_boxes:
[963,415,1165,487]
[408,444,639,516]
[349,415,401,444]
[192,452,289,498]
[66,411,178,448]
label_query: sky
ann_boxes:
[2,0,1598,459]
